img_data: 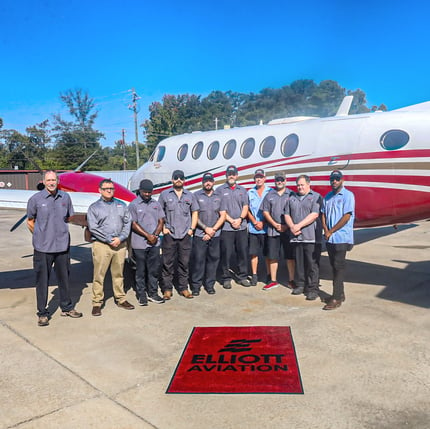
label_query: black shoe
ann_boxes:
[148,294,165,304]
[250,274,258,286]
[292,286,305,295]
[239,278,251,287]
[192,290,200,296]
[306,291,319,301]
[206,288,216,295]
[38,316,49,326]
[138,297,148,306]
[223,280,232,289]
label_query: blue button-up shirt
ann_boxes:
[248,185,272,234]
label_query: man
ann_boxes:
[285,174,322,300]
[158,170,198,300]
[128,179,165,306]
[321,170,355,310]
[247,169,272,285]
[26,170,82,326]
[87,179,134,316]
[190,173,226,296]
[262,174,295,291]
[219,165,251,288]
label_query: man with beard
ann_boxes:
[190,173,226,296]
[128,179,165,306]
[158,170,199,300]
[284,174,322,301]
[27,170,83,326]
[218,165,251,289]
[321,170,355,310]
[261,174,296,291]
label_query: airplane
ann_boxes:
[129,96,430,228]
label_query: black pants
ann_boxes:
[190,235,220,292]
[133,246,161,298]
[293,242,319,292]
[220,229,248,282]
[326,243,349,300]
[161,234,192,292]
[33,249,73,317]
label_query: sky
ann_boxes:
[1,0,430,148]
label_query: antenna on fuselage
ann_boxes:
[335,96,353,116]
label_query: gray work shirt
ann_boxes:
[158,187,199,239]
[262,188,292,237]
[218,182,248,232]
[194,188,225,238]
[285,190,322,243]
[128,196,165,249]
[27,189,74,253]
[87,197,131,243]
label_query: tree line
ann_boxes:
[0,80,386,171]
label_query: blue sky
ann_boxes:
[1,0,429,147]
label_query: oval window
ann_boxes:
[281,134,299,157]
[177,144,188,161]
[223,139,237,159]
[241,138,255,159]
[207,141,220,160]
[192,141,204,159]
[156,146,166,162]
[260,136,276,158]
[380,130,409,150]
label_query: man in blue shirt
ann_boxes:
[27,170,82,326]
[321,170,355,310]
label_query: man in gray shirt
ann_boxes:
[87,179,134,316]
[27,170,82,327]
[285,174,322,300]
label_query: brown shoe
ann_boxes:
[163,290,172,300]
[180,289,193,299]
[117,300,135,310]
[61,309,83,318]
[323,299,342,310]
[38,316,49,327]
[323,294,345,304]
[92,306,102,316]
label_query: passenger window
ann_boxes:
[260,136,276,158]
[281,134,299,157]
[177,144,188,161]
[380,130,409,150]
[223,139,237,159]
[192,141,204,159]
[241,138,255,159]
[156,146,166,162]
[207,141,220,160]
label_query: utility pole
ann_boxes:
[128,88,141,168]
[121,129,127,170]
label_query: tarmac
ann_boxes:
[0,208,429,429]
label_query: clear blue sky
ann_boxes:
[1,0,429,147]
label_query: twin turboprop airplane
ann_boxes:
[129,96,430,227]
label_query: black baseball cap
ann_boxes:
[139,179,153,192]
[330,170,343,181]
[226,165,238,175]
[254,169,265,178]
[274,174,285,182]
[202,173,214,182]
[172,170,185,180]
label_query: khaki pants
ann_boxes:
[91,241,127,305]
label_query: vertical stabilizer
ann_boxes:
[335,96,353,116]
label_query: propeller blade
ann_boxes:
[10,214,28,232]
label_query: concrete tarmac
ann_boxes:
[0,208,429,429]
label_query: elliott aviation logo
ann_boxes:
[187,338,289,373]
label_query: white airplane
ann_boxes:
[129,96,430,227]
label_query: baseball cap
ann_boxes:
[254,168,265,178]
[202,172,214,182]
[330,170,343,181]
[274,174,285,182]
[139,179,153,192]
[226,165,238,175]
[172,170,185,180]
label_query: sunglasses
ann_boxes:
[173,175,185,181]
[330,176,342,182]
[101,187,115,191]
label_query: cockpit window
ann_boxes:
[177,144,188,161]
[207,141,220,160]
[281,134,299,157]
[223,139,237,159]
[380,130,409,150]
[192,141,204,159]
[241,138,255,159]
[155,146,166,162]
[260,136,276,158]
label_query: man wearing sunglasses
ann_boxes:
[158,170,199,300]
[321,170,355,310]
[87,179,134,315]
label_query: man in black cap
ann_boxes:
[128,179,165,306]
[218,165,251,288]
[190,173,226,296]
[158,170,199,299]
